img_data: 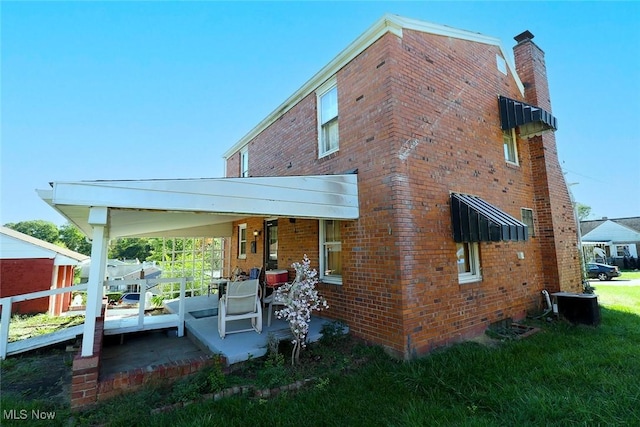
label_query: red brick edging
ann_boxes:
[150,378,316,414]
[70,304,222,411]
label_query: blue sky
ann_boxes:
[2,1,639,227]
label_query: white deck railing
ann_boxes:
[0,277,191,360]
[0,283,88,360]
[103,277,189,337]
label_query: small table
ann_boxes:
[209,279,228,299]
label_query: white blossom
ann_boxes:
[275,255,328,364]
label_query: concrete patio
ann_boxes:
[164,295,332,365]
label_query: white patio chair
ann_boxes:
[264,289,288,327]
[218,278,262,338]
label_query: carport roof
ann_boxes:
[37,174,359,239]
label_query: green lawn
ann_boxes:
[2,286,639,426]
[619,270,640,280]
[594,284,640,313]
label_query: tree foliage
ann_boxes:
[576,203,592,221]
[58,223,92,255]
[108,238,152,261]
[4,220,59,243]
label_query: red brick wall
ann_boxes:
[0,258,54,314]
[224,29,580,358]
[514,38,582,294]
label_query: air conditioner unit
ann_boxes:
[552,292,600,326]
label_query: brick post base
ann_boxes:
[70,303,106,411]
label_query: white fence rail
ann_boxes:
[103,277,189,337]
[0,277,191,360]
[0,283,88,360]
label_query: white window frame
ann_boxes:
[521,208,535,237]
[317,78,339,158]
[616,245,630,257]
[503,128,519,165]
[240,146,249,177]
[238,224,247,259]
[319,219,342,285]
[457,242,482,284]
[496,54,507,75]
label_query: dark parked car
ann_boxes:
[587,263,621,281]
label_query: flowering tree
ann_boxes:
[275,255,329,365]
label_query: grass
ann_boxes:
[2,288,639,426]
[593,284,640,313]
[619,269,640,280]
[7,313,85,342]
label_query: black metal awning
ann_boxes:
[498,96,557,137]
[451,193,528,243]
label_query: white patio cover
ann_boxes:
[37,174,359,239]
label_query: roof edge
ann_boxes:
[223,13,523,159]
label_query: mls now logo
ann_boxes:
[3,409,56,420]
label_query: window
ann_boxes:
[238,224,247,258]
[317,79,339,157]
[240,147,249,177]
[616,245,630,257]
[521,208,535,237]
[496,54,507,75]
[320,220,342,284]
[457,242,481,284]
[503,128,518,165]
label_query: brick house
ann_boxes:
[39,14,582,361]
[0,226,89,315]
[221,15,582,358]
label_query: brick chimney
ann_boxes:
[513,30,551,110]
[513,31,582,294]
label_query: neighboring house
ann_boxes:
[78,259,162,291]
[581,217,640,267]
[38,14,581,360]
[0,226,89,315]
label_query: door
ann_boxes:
[265,219,278,270]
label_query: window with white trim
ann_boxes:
[616,245,630,257]
[238,224,247,259]
[320,220,342,284]
[240,147,249,177]
[457,242,481,284]
[317,79,339,157]
[521,208,535,237]
[503,128,519,165]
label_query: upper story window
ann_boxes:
[240,147,249,177]
[320,219,342,284]
[317,78,339,157]
[457,242,481,284]
[503,128,519,165]
[521,208,535,237]
[238,224,247,259]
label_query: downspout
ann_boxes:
[567,182,591,293]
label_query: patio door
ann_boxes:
[265,219,278,270]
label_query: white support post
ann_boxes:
[177,278,186,337]
[81,207,109,357]
[137,279,146,329]
[0,298,12,360]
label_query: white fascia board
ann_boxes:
[48,174,359,220]
[223,14,523,160]
[53,254,84,266]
